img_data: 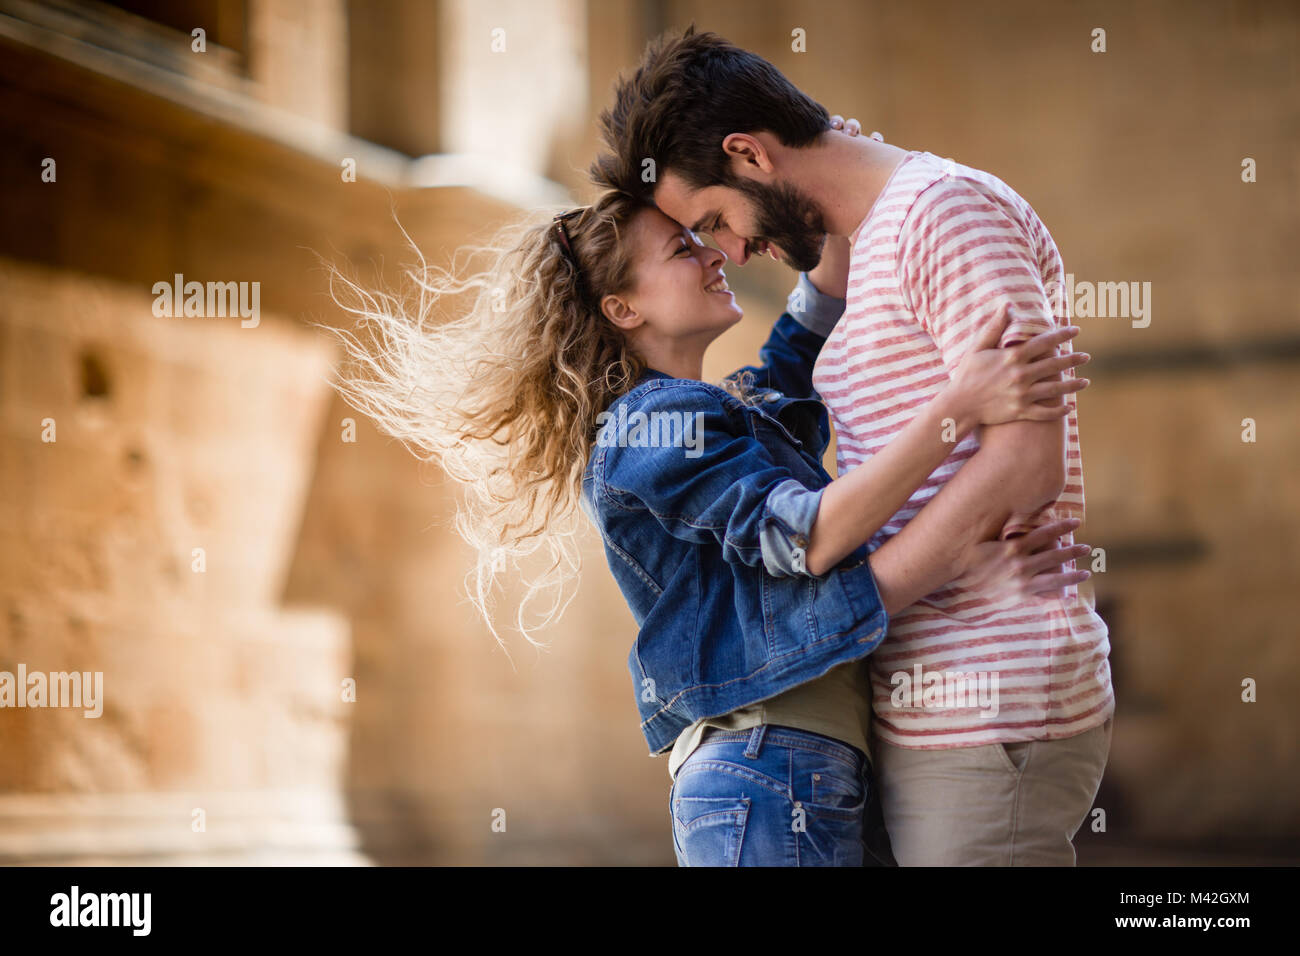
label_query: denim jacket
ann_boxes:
[580,273,888,755]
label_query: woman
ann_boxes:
[321,122,1092,867]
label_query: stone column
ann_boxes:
[0,259,366,865]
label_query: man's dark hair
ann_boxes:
[589,25,830,201]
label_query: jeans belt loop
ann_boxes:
[744,724,767,759]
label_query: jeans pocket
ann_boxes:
[788,753,866,866]
[672,795,751,867]
[795,752,866,819]
[810,766,866,814]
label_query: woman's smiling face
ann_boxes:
[604,205,744,349]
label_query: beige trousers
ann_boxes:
[872,717,1113,866]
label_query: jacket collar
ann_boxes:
[636,366,676,385]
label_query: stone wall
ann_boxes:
[0,0,1295,865]
[0,258,362,863]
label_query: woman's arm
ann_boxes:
[596,322,1087,588]
[731,281,842,400]
[803,314,1089,576]
[804,386,970,577]
[725,254,849,401]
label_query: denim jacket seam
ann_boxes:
[597,484,755,547]
[604,536,663,596]
[637,617,886,732]
[596,386,794,558]
[741,402,805,450]
[606,503,785,570]
[585,459,663,595]
[593,380,741,513]
[690,546,702,684]
[599,466,822,581]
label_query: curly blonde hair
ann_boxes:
[318,190,758,655]
[312,193,650,655]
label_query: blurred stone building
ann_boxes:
[0,0,1295,865]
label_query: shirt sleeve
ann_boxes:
[898,176,1059,363]
[897,176,1069,539]
[785,270,847,338]
[595,384,827,578]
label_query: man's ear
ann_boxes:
[601,293,641,331]
[721,132,775,175]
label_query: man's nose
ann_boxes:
[718,235,748,264]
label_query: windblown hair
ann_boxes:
[589,24,831,200]
[318,191,650,654]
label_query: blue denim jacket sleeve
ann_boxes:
[725,272,847,400]
[596,384,827,579]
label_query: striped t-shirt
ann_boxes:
[811,151,1114,749]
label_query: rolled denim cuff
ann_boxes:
[759,478,825,577]
[785,271,847,338]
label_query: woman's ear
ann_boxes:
[601,293,641,331]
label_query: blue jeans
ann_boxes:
[668,724,897,867]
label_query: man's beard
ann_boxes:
[733,177,828,272]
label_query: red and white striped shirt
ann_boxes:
[812,151,1113,749]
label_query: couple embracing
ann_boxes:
[326,26,1114,867]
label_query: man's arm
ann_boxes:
[868,416,1065,614]
[868,176,1072,612]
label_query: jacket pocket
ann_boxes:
[813,557,886,645]
[808,571,867,641]
[762,570,856,655]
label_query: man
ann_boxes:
[591,26,1114,865]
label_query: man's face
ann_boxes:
[655,170,828,272]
